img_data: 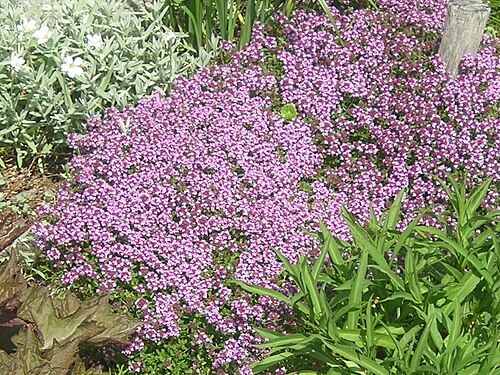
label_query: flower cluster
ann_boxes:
[34,0,499,372]
[0,0,207,167]
[12,17,81,77]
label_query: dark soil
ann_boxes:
[0,166,60,253]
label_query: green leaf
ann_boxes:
[300,261,323,321]
[342,207,405,291]
[239,0,256,46]
[365,295,374,351]
[232,280,292,306]
[443,299,462,365]
[410,316,434,371]
[416,226,493,286]
[316,0,342,43]
[383,188,405,231]
[312,238,328,280]
[250,351,295,373]
[405,250,423,304]
[381,292,419,304]
[280,103,298,121]
[347,247,368,329]
[465,179,491,220]
[255,333,310,349]
[444,271,480,307]
[254,327,284,341]
[319,220,345,266]
[320,339,389,375]
[273,248,301,282]
[337,329,396,350]
[390,211,425,264]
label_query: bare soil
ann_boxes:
[0,166,60,253]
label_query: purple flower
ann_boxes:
[34,0,499,370]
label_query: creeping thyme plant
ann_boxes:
[0,0,215,168]
[32,0,499,373]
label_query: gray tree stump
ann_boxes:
[438,0,490,77]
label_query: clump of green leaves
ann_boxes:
[157,0,298,53]
[236,175,500,374]
[0,0,214,168]
[0,250,141,374]
[280,103,298,122]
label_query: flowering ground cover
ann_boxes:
[33,0,499,373]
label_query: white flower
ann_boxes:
[164,30,176,44]
[34,25,52,45]
[9,54,25,72]
[85,33,104,49]
[17,17,37,33]
[61,56,84,78]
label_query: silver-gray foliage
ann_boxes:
[0,0,218,167]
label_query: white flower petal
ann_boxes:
[74,66,84,76]
[17,17,37,33]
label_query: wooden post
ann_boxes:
[438,0,490,77]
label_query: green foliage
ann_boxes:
[0,250,141,374]
[25,252,233,374]
[0,0,213,168]
[158,0,299,53]
[280,103,298,122]
[0,192,31,216]
[488,0,500,35]
[316,0,342,43]
[236,175,500,374]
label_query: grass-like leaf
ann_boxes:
[238,176,499,373]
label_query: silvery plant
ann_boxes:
[0,0,217,168]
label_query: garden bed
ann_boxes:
[0,0,499,374]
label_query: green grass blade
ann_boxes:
[405,250,423,304]
[312,238,328,280]
[255,333,310,349]
[416,226,493,285]
[250,351,296,373]
[390,211,425,264]
[254,327,284,340]
[380,321,404,359]
[446,272,481,303]
[240,0,256,46]
[399,325,423,349]
[429,310,444,353]
[319,220,345,266]
[465,178,491,219]
[316,0,342,43]
[321,340,389,375]
[383,188,405,231]
[410,315,434,371]
[365,295,374,353]
[227,0,239,41]
[300,261,323,320]
[232,280,292,305]
[273,248,301,283]
[443,299,462,369]
[329,300,365,333]
[342,207,405,291]
[347,248,368,330]
[435,175,462,220]
[215,0,229,40]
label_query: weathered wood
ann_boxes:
[438,0,490,77]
